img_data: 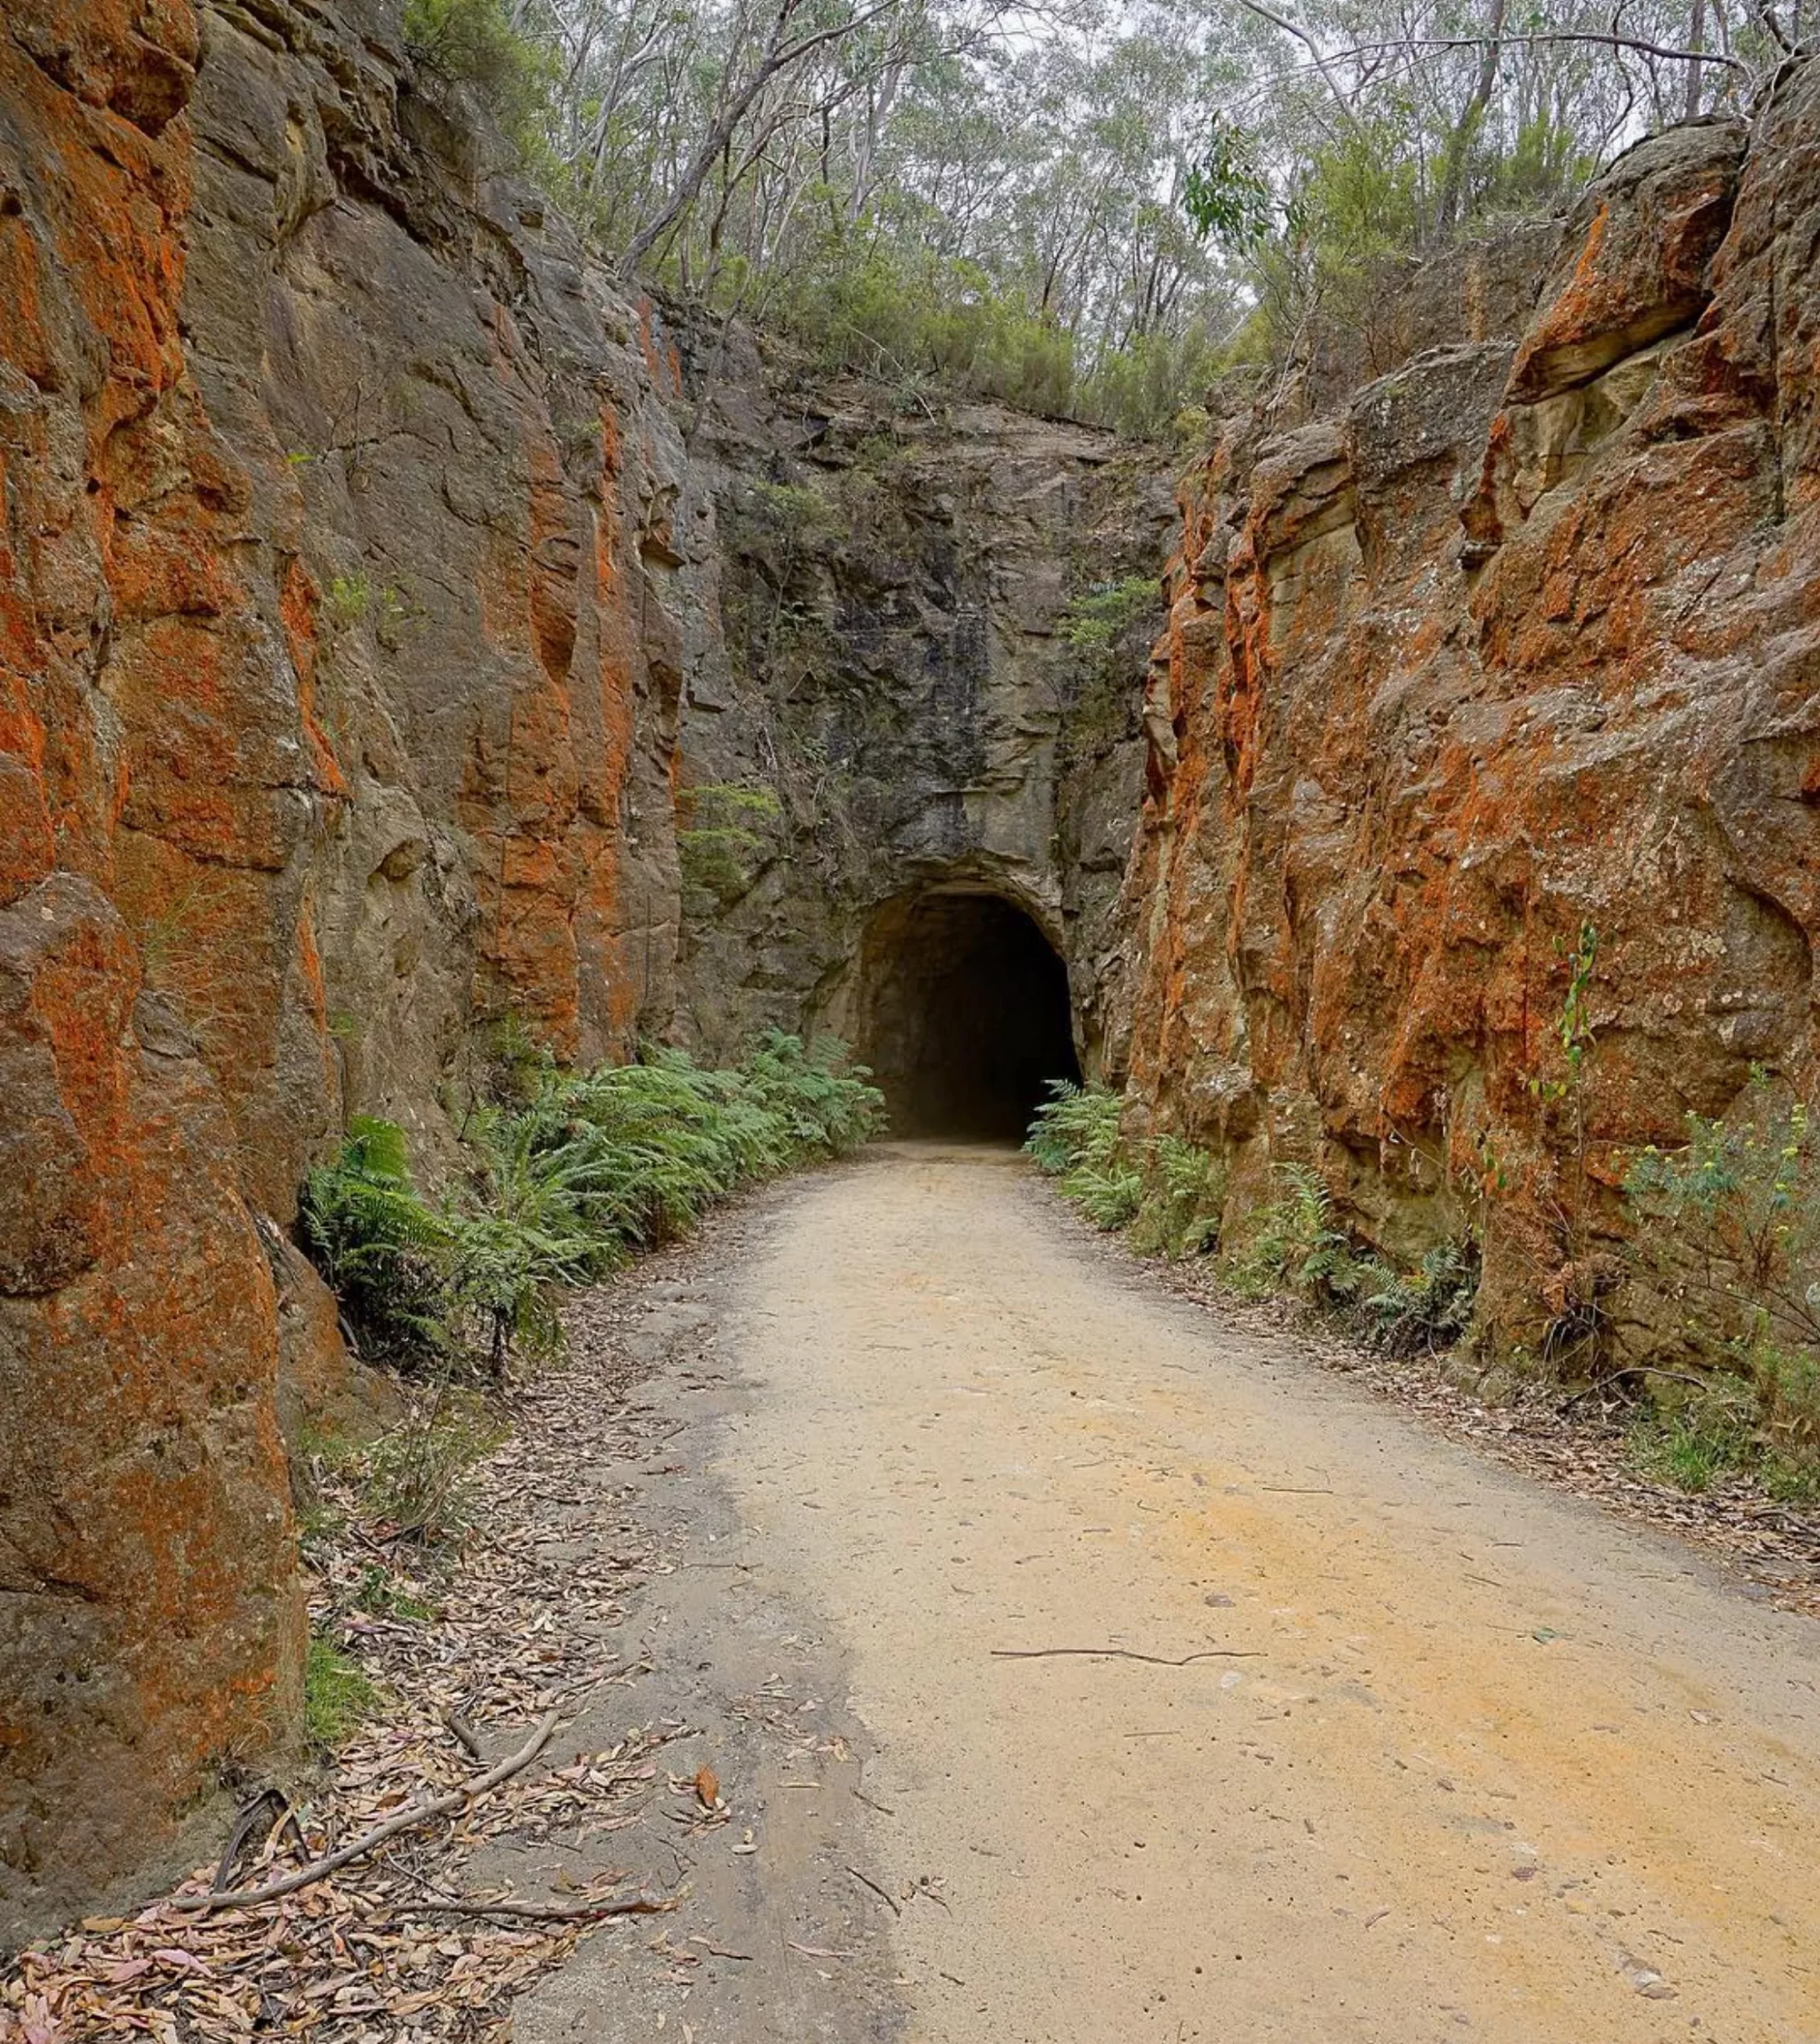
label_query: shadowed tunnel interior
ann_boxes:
[855,889,1082,1139]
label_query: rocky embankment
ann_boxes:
[1122,90,1820,1353]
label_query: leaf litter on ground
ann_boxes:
[2,1310,685,2042]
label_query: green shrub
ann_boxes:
[1025,1082,1141,1228]
[1362,1241,1480,1357]
[403,0,554,148]
[452,1106,616,1373]
[1057,576,1160,657]
[359,1404,498,1543]
[678,783,783,909]
[1029,1087,1227,1250]
[1025,1079,1111,1176]
[1026,1094,1481,1349]
[299,1117,452,1366]
[1627,1382,1756,1495]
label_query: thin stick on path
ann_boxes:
[991,1647,1263,1667]
[165,1710,562,1915]
[396,1891,676,1923]
[847,1865,902,1916]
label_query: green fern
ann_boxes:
[1025,1080,1115,1177]
[299,1037,884,1384]
[299,1117,453,1365]
[1128,1135,1226,1260]
[1363,1241,1480,1356]
[1024,1083,1144,1231]
[1228,1164,1370,1305]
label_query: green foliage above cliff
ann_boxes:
[449,0,1770,434]
[403,0,557,146]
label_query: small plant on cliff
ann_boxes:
[677,782,782,911]
[1054,574,1163,740]
[1527,921,1600,1229]
[325,572,373,627]
[1057,576,1160,658]
[1622,1070,1820,1487]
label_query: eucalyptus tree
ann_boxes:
[416,0,1812,431]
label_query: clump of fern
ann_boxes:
[299,1116,453,1365]
[300,1035,884,1386]
[1029,1086,1225,1253]
[1362,1240,1480,1356]
[1227,1164,1373,1306]
[1128,1135,1227,1260]
[1025,1082,1142,1230]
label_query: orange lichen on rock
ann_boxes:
[1122,91,1820,1345]
[0,0,299,1944]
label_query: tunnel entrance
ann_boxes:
[854,889,1082,1139]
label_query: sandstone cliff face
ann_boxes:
[0,0,1160,1937]
[1124,85,1820,1350]
[0,0,700,1939]
[670,362,1173,1089]
[1,0,304,1940]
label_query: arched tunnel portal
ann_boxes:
[851,886,1083,1139]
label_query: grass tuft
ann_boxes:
[303,1636,379,1751]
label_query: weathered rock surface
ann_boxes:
[669,366,1173,1082]
[0,0,699,1939]
[1123,79,1820,1350]
[0,0,1162,1937]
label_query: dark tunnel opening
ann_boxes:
[856,890,1083,1140]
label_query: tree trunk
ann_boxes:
[1433,0,1507,242]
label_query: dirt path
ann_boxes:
[527,1141,1820,2043]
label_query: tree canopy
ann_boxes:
[406,0,1798,433]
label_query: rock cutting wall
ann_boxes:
[6,0,1815,1947]
[0,0,702,1940]
[668,362,1173,1079]
[1123,86,1820,1352]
